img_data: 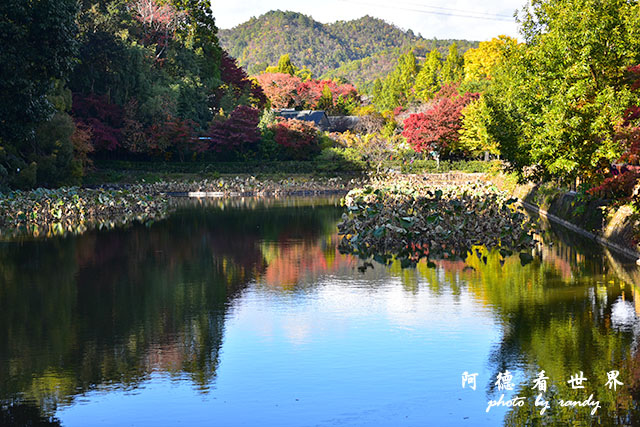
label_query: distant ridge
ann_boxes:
[219,10,477,87]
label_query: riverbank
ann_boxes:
[3,171,639,262]
[489,175,640,261]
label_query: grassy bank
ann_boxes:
[84,159,500,185]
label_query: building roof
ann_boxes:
[277,110,331,129]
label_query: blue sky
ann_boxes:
[212,0,523,41]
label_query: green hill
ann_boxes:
[219,10,477,85]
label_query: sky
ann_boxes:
[211,0,523,41]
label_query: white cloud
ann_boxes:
[212,0,523,41]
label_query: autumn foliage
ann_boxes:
[72,94,124,152]
[402,92,479,154]
[271,118,320,160]
[216,51,267,111]
[254,73,359,113]
[208,106,262,157]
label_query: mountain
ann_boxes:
[219,10,477,90]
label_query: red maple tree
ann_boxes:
[208,105,261,156]
[402,92,479,154]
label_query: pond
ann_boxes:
[1,197,639,426]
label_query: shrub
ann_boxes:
[271,118,320,160]
[34,112,77,187]
[72,94,124,152]
[208,105,261,159]
[588,171,639,200]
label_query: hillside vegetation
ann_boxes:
[219,10,476,83]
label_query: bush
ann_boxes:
[588,171,639,200]
[208,105,261,159]
[271,118,320,160]
[33,112,78,187]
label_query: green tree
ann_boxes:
[317,84,334,111]
[486,0,640,181]
[0,0,79,189]
[440,43,464,84]
[373,51,418,110]
[414,49,442,101]
[458,97,499,158]
[276,54,296,75]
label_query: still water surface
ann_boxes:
[1,197,640,426]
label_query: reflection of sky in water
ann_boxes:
[611,297,639,331]
[58,276,505,426]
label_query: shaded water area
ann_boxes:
[1,196,640,426]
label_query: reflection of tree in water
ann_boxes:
[0,402,61,426]
[463,229,640,425]
[377,219,640,424]
[0,199,342,418]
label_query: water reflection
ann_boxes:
[0,197,639,425]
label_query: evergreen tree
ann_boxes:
[317,84,334,111]
[373,51,418,110]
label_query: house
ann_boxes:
[277,110,331,131]
[327,116,360,133]
[276,109,360,133]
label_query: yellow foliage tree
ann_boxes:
[458,97,500,158]
[463,35,518,82]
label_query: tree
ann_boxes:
[254,73,304,109]
[254,74,359,113]
[316,84,334,111]
[414,49,442,101]
[458,97,499,158]
[463,35,517,82]
[170,0,222,82]
[208,105,261,158]
[277,54,296,76]
[213,50,266,114]
[129,0,185,60]
[0,0,79,188]
[271,119,320,160]
[486,0,640,181]
[374,51,418,110]
[402,92,479,155]
[440,43,464,84]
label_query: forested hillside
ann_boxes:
[219,10,476,81]
[323,40,477,93]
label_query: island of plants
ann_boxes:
[338,175,537,268]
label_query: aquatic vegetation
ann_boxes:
[0,177,360,239]
[337,175,537,267]
[0,186,171,239]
